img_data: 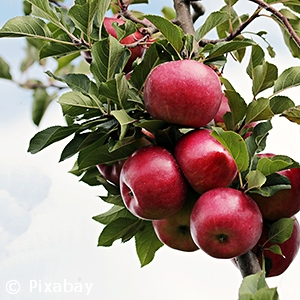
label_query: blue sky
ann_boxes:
[0,1,300,299]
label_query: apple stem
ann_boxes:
[236,251,262,278]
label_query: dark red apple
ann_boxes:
[120,145,187,220]
[96,160,125,186]
[249,153,300,221]
[143,60,222,128]
[252,217,300,277]
[152,189,199,252]
[174,129,238,194]
[103,17,146,73]
[190,187,263,259]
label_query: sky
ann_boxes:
[0,1,300,299]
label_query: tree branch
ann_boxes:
[236,251,262,278]
[249,0,300,48]
[173,0,195,35]
[199,7,262,46]
[191,2,205,23]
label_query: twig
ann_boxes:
[249,0,300,48]
[199,7,262,46]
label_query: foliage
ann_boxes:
[1,0,300,298]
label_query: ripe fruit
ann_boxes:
[249,153,300,221]
[152,189,199,252]
[190,187,263,259]
[174,129,238,194]
[96,160,125,186]
[120,146,187,220]
[214,94,230,125]
[252,217,300,277]
[143,60,222,128]
[103,17,145,73]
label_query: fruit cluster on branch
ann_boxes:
[2,0,300,298]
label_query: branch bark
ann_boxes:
[173,0,196,36]
[236,251,262,278]
[249,0,300,48]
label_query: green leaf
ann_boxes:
[281,105,300,124]
[257,157,293,176]
[97,0,111,37]
[207,39,256,60]
[93,205,136,225]
[98,218,143,246]
[46,71,91,94]
[211,127,249,172]
[254,287,279,300]
[57,91,103,116]
[283,1,300,14]
[80,167,102,186]
[239,271,267,297]
[135,222,164,267]
[270,95,295,114]
[144,14,184,53]
[246,170,266,191]
[32,88,56,126]
[68,0,101,37]
[250,173,291,197]
[90,37,130,85]
[272,9,300,59]
[266,245,284,257]
[246,45,265,79]
[39,39,81,60]
[112,19,137,41]
[77,138,145,170]
[0,57,12,80]
[99,73,129,109]
[195,11,230,41]
[268,218,295,244]
[26,0,60,25]
[274,66,300,94]
[27,125,80,154]
[224,90,247,126]
[111,109,135,139]
[130,42,165,91]
[161,6,176,20]
[245,98,274,124]
[0,16,52,39]
[252,62,278,96]
[245,121,272,159]
[59,132,90,162]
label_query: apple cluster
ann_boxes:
[82,16,149,73]
[97,59,300,277]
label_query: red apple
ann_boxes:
[174,129,238,194]
[96,160,125,186]
[152,189,199,252]
[252,217,300,277]
[214,93,230,125]
[190,187,263,259]
[120,145,187,220]
[143,60,222,128]
[249,153,300,221]
[103,17,146,73]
